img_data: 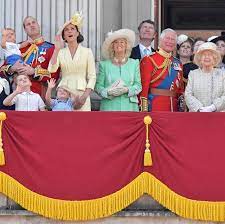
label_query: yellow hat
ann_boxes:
[58,12,83,35]
[194,42,221,67]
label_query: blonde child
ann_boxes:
[45,78,78,111]
[3,74,45,111]
[1,28,31,66]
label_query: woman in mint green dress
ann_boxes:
[95,29,142,111]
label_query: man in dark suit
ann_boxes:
[130,19,156,60]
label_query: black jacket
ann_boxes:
[130,44,155,60]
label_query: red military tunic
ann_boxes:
[139,48,184,112]
[20,37,60,97]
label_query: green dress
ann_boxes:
[95,58,142,111]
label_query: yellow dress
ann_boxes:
[48,45,96,111]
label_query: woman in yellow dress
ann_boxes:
[48,13,96,111]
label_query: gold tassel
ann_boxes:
[144,149,152,166]
[0,112,7,166]
[143,116,152,166]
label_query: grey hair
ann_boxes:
[159,28,177,41]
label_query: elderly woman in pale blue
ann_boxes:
[95,29,142,111]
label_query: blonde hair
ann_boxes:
[108,38,132,60]
[198,50,219,68]
[3,27,15,33]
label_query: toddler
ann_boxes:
[45,78,78,111]
[1,28,31,66]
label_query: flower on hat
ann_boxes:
[57,11,83,35]
[70,12,83,31]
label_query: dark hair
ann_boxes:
[177,38,194,51]
[62,25,84,43]
[176,38,194,59]
[138,19,156,32]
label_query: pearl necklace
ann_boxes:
[113,57,127,65]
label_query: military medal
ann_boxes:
[38,56,46,63]
[173,62,182,71]
[40,48,47,55]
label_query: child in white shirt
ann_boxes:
[3,74,45,111]
[1,28,31,66]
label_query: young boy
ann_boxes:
[1,28,31,66]
[45,78,78,111]
[3,74,45,111]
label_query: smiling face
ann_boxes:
[63,24,79,43]
[112,38,127,55]
[159,31,177,53]
[177,41,193,59]
[200,50,217,68]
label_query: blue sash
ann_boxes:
[148,57,180,111]
[24,42,52,65]
[157,57,180,89]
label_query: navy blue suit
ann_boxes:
[130,44,155,60]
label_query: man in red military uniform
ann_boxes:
[139,28,184,112]
[0,16,59,99]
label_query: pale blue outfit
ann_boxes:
[51,98,73,111]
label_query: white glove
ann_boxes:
[109,79,126,88]
[199,104,216,112]
[108,86,128,96]
[0,78,10,95]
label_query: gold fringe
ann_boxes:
[144,172,225,222]
[1,171,225,221]
[0,171,145,221]
[0,112,7,166]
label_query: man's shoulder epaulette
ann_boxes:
[42,41,54,48]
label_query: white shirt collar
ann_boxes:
[21,91,35,95]
[139,43,152,52]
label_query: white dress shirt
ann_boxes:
[139,44,152,58]
[12,91,45,111]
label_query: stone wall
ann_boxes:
[0,194,223,223]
